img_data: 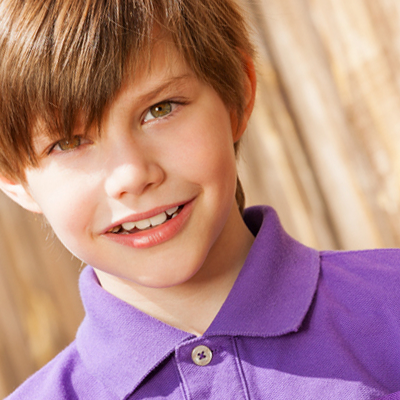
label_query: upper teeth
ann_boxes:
[121,221,135,230]
[114,206,180,233]
[166,206,178,215]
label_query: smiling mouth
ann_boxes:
[107,206,183,234]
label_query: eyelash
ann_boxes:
[142,100,186,124]
[47,136,90,155]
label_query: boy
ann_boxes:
[1,0,400,399]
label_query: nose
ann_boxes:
[103,137,165,199]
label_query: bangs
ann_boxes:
[0,0,253,179]
[0,0,154,177]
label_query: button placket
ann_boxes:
[175,337,249,399]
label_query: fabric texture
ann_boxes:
[6,206,400,399]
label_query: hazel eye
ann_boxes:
[54,136,82,152]
[144,101,173,122]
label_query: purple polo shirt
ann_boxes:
[6,206,400,399]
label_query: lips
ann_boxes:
[107,205,183,234]
[102,199,194,249]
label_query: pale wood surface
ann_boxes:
[2,0,400,396]
[0,195,84,397]
[239,0,400,249]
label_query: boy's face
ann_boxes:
[12,41,251,289]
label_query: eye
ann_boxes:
[143,101,173,122]
[49,136,88,154]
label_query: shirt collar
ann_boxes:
[76,205,320,398]
[76,268,193,399]
[206,206,320,337]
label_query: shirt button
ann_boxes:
[191,345,213,366]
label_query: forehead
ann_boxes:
[121,38,196,96]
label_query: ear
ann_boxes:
[231,54,257,142]
[0,175,42,213]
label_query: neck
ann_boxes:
[95,206,254,336]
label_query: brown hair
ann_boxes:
[0,0,254,211]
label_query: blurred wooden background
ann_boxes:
[3,0,400,396]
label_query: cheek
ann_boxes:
[173,115,237,191]
[26,168,98,241]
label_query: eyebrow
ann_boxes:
[135,74,194,105]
